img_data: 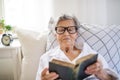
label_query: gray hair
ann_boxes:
[56,14,80,29]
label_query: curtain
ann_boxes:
[4,0,52,32]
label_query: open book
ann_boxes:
[49,54,98,80]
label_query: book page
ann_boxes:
[51,59,75,68]
[76,54,97,64]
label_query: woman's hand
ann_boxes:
[41,68,59,80]
[85,60,103,75]
[85,60,112,80]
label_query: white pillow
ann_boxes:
[46,24,120,75]
[15,27,47,80]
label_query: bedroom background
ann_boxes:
[0,0,120,80]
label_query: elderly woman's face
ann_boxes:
[56,19,78,47]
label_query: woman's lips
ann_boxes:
[63,37,70,40]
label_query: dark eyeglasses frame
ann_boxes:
[55,26,78,34]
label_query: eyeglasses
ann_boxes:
[55,26,77,34]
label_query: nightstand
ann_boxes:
[0,39,21,80]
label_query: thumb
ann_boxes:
[41,68,49,76]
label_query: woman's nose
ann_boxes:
[63,30,69,35]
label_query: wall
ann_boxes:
[52,0,120,26]
[107,0,120,25]
[52,0,79,18]
[78,0,107,25]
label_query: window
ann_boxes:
[4,0,52,32]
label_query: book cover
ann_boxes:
[49,54,98,80]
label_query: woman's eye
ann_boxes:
[68,28,75,31]
[68,28,73,31]
[58,28,64,32]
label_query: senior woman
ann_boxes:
[36,14,119,80]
